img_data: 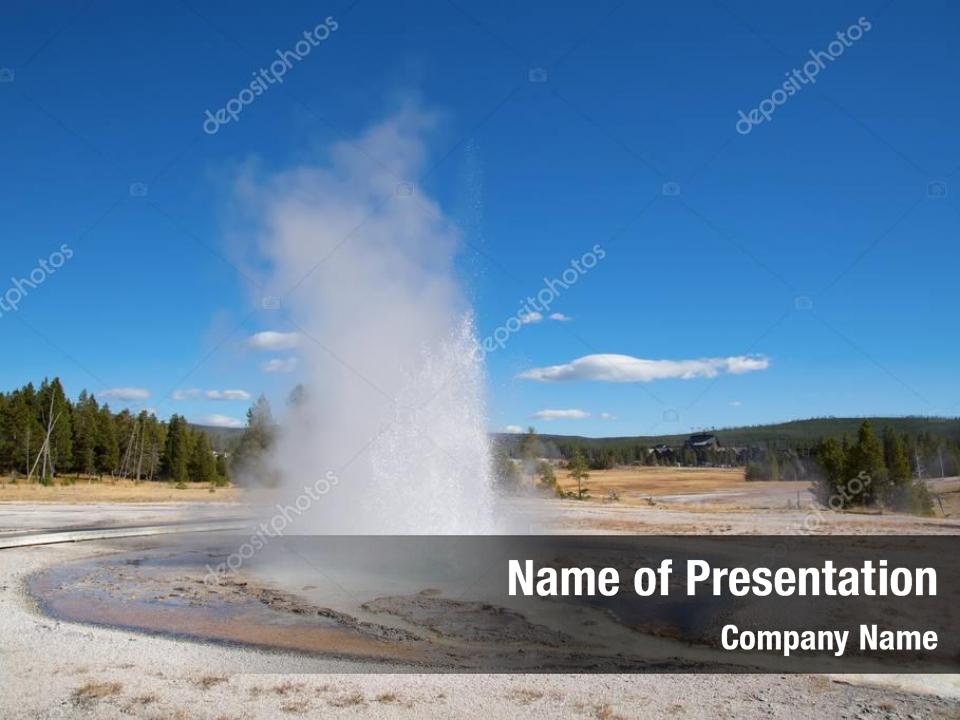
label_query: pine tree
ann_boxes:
[883,428,932,514]
[215,453,229,484]
[536,460,557,490]
[0,384,43,476]
[519,426,543,483]
[287,384,307,408]
[768,450,780,482]
[883,428,912,486]
[143,414,166,481]
[849,420,888,503]
[72,390,99,476]
[95,404,120,476]
[36,377,74,477]
[188,429,217,483]
[161,414,190,485]
[114,409,136,476]
[232,395,276,485]
[817,437,847,501]
[567,449,590,499]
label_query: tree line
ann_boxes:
[815,420,933,514]
[495,421,949,514]
[497,423,958,481]
[0,377,227,486]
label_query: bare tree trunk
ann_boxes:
[135,428,145,482]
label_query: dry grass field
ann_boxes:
[552,466,960,523]
[0,476,244,503]
[555,465,815,510]
[557,465,744,496]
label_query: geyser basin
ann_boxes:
[31,535,958,674]
[27,535,726,672]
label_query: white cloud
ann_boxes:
[205,389,252,401]
[730,400,743,407]
[725,357,770,374]
[503,425,524,434]
[519,354,770,383]
[195,414,244,428]
[532,409,590,421]
[174,388,252,401]
[172,388,201,400]
[98,387,151,401]
[519,311,543,325]
[599,412,617,420]
[549,313,572,322]
[247,331,301,351]
[261,357,299,373]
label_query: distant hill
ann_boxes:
[193,416,960,456]
[190,424,245,452]
[493,416,960,451]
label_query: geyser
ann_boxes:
[240,103,497,533]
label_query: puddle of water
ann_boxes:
[27,535,731,672]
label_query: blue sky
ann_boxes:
[1,0,958,437]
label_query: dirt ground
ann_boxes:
[0,476,243,503]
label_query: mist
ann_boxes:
[238,103,497,533]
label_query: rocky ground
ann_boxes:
[3,539,959,719]
[3,488,960,719]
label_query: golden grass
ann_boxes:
[508,688,545,705]
[328,691,366,708]
[555,466,746,500]
[195,675,229,690]
[0,476,243,503]
[72,681,122,705]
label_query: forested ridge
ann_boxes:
[495,416,960,479]
[0,377,226,485]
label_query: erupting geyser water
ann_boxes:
[239,104,497,533]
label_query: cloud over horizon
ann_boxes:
[173,389,252,401]
[205,389,252,401]
[519,354,770,383]
[98,387,151,401]
[261,357,299,373]
[195,414,244,428]
[532,408,590,420]
[247,331,301,351]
